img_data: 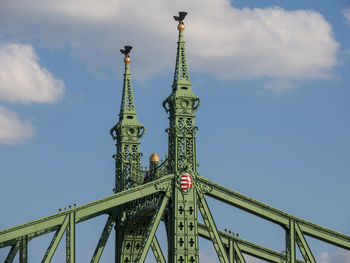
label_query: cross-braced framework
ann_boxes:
[0,12,349,263]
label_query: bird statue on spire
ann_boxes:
[120,45,132,63]
[174,11,187,31]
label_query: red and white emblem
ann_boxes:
[180,173,193,193]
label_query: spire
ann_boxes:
[110,46,145,192]
[172,11,191,89]
[119,45,136,118]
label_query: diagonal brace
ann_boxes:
[42,215,69,263]
[233,240,246,263]
[151,236,166,263]
[295,222,315,263]
[5,239,20,263]
[135,194,170,263]
[197,187,230,263]
[90,215,115,263]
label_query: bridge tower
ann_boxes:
[162,12,201,263]
[110,46,146,263]
[0,11,349,263]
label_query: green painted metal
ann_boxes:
[286,219,296,263]
[66,212,75,263]
[1,11,350,263]
[198,175,350,250]
[135,194,170,262]
[295,222,316,263]
[233,240,246,263]
[229,239,234,263]
[0,175,173,249]
[162,15,201,263]
[19,235,28,263]
[42,214,69,263]
[198,222,305,263]
[151,236,166,263]
[91,215,115,263]
[110,48,145,193]
[197,187,229,263]
[5,239,20,263]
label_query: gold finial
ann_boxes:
[124,56,130,64]
[149,153,159,162]
[178,22,185,31]
[174,11,187,31]
[120,46,132,64]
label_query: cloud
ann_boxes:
[0,106,35,144]
[318,249,350,263]
[0,0,338,81]
[262,78,296,95]
[343,8,350,24]
[0,43,64,103]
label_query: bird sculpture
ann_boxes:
[120,46,132,56]
[174,11,187,23]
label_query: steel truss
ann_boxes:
[1,11,349,263]
[1,176,349,262]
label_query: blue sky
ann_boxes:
[0,0,350,262]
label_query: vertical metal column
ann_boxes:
[19,236,27,263]
[286,219,296,263]
[66,212,75,263]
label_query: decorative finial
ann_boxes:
[174,11,187,31]
[120,45,132,63]
[149,153,159,162]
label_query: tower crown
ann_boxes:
[111,46,145,141]
[163,13,201,115]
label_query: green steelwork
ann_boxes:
[4,239,20,263]
[295,222,316,263]
[151,236,166,263]
[90,215,115,263]
[1,11,350,263]
[286,219,296,263]
[197,187,229,263]
[19,235,28,263]
[0,175,173,248]
[198,175,350,250]
[42,215,69,263]
[198,223,305,263]
[134,194,170,263]
[66,212,75,263]
[110,46,145,193]
[162,12,201,263]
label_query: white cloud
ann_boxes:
[0,106,35,144]
[318,249,350,263]
[0,43,64,103]
[263,79,296,94]
[343,8,350,24]
[0,0,338,81]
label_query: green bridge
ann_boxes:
[1,11,349,263]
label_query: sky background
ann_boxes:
[0,0,350,262]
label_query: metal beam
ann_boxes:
[198,176,350,250]
[90,215,115,263]
[5,239,20,263]
[197,188,229,263]
[228,239,234,263]
[42,215,69,263]
[151,236,166,263]
[198,222,305,263]
[286,219,296,263]
[233,239,246,263]
[0,175,173,248]
[295,222,316,263]
[135,194,170,263]
[66,212,75,263]
[19,235,28,263]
